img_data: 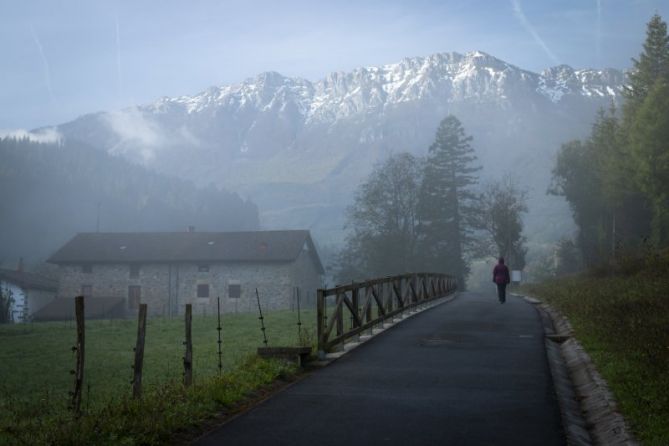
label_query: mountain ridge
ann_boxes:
[138,51,624,122]
[54,50,627,250]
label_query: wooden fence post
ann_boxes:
[217,297,223,375]
[184,304,193,386]
[132,303,147,398]
[71,296,85,414]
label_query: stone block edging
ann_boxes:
[517,293,638,446]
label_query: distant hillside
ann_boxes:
[0,137,259,264]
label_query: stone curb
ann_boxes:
[310,292,460,367]
[515,293,638,446]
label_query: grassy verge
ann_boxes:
[1,356,297,445]
[0,309,315,444]
[523,257,669,446]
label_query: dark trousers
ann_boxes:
[497,283,507,303]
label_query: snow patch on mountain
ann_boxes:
[136,51,623,125]
[538,64,624,103]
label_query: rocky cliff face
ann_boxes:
[56,51,625,245]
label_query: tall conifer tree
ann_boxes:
[624,14,669,113]
[629,80,669,245]
[624,14,669,246]
[417,115,481,288]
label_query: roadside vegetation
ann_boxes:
[523,252,669,445]
[525,15,669,445]
[550,14,669,268]
[0,309,315,445]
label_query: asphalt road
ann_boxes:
[194,291,565,446]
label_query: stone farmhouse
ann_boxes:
[47,230,324,317]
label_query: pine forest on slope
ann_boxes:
[0,137,259,264]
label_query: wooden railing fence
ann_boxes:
[317,273,457,356]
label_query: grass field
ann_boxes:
[523,254,669,446]
[0,308,316,444]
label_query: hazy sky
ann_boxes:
[1,0,668,130]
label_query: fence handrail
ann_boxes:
[316,273,457,356]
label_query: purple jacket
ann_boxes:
[493,263,510,285]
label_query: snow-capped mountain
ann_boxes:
[56,51,625,245]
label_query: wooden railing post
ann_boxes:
[383,283,391,314]
[423,275,430,302]
[336,293,344,337]
[183,304,193,387]
[316,289,325,359]
[394,277,407,314]
[315,273,455,354]
[351,288,360,329]
[132,303,147,398]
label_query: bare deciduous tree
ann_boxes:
[481,176,528,270]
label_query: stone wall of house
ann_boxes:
[57,263,172,316]
[174,261,296,316]
[25,289,56,318]
[289,249,324,310]
[57,259,319,317]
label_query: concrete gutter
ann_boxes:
[516,293,638,446]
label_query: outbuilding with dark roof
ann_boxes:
[0,268,58,322]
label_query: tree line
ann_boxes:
[334,115,527,288]
[551,14,669,269]
[0,137,259,265]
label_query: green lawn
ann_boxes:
[523,258,669,446]
[0,308,315,444]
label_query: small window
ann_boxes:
[129,264,140,278]
[228,280,241,299]
[198,264,209,272]
[128,285,141,309]
[197,284,210,298]
[82,264,92,274]
[81,285,92,298]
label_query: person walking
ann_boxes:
[492,257,510,304]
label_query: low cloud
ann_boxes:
[104,108,168,163]
[0,127,62,144]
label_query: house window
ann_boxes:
[128,285,141,309]
[197,284,210,298]
[228,280,241,299]
[198,264,209,272]
[129,264,141,278]
[81,285,92,298]
[82,264,92,274]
